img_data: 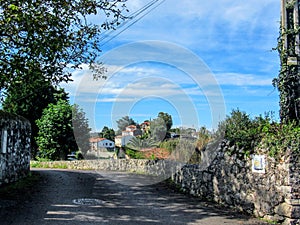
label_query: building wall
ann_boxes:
[97,139,114,148]
[0,112,31,185]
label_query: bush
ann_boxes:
[218,109,300,159]
[259,122,300,158]
[219,109,259,157]
[124,147,145,159]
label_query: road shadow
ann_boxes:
[0,169,268,225]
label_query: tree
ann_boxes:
[158,112,173,131]
[72,104,91,156]
[2,73,68,157]
[116,116,136,134]
[126,136,157,151]
[150,117,167,142]
[36,99,90,160]
[100,126,115,141]
[0,0,128,99]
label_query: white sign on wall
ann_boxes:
[1,130,8,154]
[252,155,266,174]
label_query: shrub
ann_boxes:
[218,109,300,160]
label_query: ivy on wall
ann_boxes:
[273,1,300,124]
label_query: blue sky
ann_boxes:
[62,0,281,132]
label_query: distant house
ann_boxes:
[121,125,142,137]
[115,125,142,147]
[87,137,115,159]
[115,135,134,147]
[89,137,115,151]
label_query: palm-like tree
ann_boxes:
[127,137,158,151]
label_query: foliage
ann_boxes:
[196,127,212,150]
[30,161,70,169]
[116,116,137,135]
[258,122,300,158]
[126,136,158,151]
[159,139,179,153]
[169,127,180,134]
[99,126,115,141]
[273,3,300,123]
[187,127,213,164]
[219,109,300,160]
[221,109,259,157]
[124,147,145,159]
[2,74,68,157]
[170,139,197,163]
[72,104,91,155]
[0,0,128,99]
[150,117,167,141]
[180,127,196,136]
[36,100,90,160]
[157,112,173,131]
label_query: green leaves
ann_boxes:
[0,0,128,99]
[219,109,300,160]
[36,100,90,161]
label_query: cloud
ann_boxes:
[216,73,273,86]
[61,61,274,105]
[118,0,279,45]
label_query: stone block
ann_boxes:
[275,203,293,217]
[282,218,300,225]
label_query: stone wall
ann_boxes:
[0,111,31,185]
[31,141,300,224]
[170,141,300,225]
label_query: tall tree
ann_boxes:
[150,117,167,142]
[0,0,128,99]
[158,112,173,131]
[72,104,91,156]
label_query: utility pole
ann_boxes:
[278,0,300,122]
[281,0,300,60]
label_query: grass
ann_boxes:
[30,161,69,169]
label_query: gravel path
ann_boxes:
[0,169,269,225]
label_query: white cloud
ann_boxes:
[216,73,272,86]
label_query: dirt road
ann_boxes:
[0,169,269,225]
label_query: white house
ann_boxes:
[89,137,115,151]
[115,135,134,147]
[87,137,115,159]
[121,125,142,137]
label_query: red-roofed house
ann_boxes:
[121,125,142,137]
[89,137,115,151]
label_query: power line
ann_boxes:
[99,0,166,46]
[99,0,160,43]
[1,1,166,104]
